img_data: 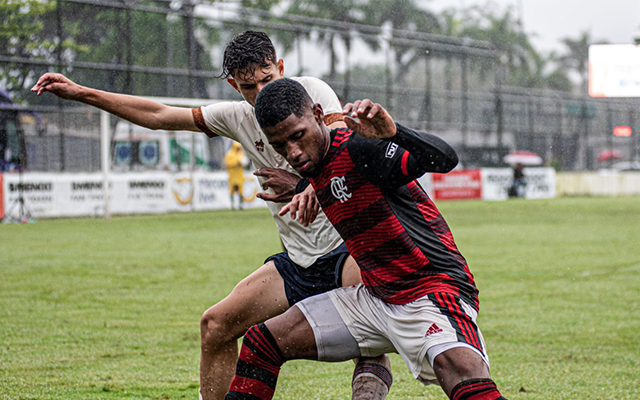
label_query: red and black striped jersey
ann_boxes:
[309,124,479,308]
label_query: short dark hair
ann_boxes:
[254,78,314,129]
[219,31,277,79]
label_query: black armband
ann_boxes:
[295,178,310,194]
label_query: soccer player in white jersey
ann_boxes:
[32,31,391,400]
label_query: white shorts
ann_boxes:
[296,284,490,386]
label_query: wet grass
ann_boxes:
[1,196,639,399]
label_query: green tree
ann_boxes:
[1,0,220,102]
[0,0,84,101]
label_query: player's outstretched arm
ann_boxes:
[31,73,198,132]
[342,98,458,188]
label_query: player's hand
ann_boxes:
[278,185,320,227]
[342,99,396,139]
[254,167,299,203]
[31,73,82,100]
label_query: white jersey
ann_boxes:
[195,76,344,267]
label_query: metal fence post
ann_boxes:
[56,0,66,171]
[100,110,111,220]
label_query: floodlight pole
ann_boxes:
[100,110,111,220]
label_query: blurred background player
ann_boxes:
[31,31,391,400]
[511,162,526,198]
[224,142,249,210]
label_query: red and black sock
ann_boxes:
[224,323,285,400]
[450,378,508,400]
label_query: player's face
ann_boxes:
[227,59,285,106]
[264,104,329,178]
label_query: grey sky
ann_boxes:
[425,0,640,53]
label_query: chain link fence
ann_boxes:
[2,1,639,173]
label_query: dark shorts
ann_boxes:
[266,242,350,306]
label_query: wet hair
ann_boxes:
[254,78,313,129]
[219,31,277,79]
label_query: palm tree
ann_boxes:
[558,30,606,94]
[460,5,539,86]
[364,0,441,79]
[283,0,365,80]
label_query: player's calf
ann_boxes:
[225,323,284,400]
[352,355,393,400]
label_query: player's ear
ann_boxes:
[227,78,240,93]
[276,59,284,77]
[313,103,324,125]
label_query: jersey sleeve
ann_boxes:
[349,123,458,189]
[294,76,343,116]
[194,102,247,140]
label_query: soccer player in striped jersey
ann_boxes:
[223,78,508,400]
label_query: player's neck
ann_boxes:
[321,125,332,158]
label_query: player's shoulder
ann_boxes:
[199,100,254,136]
[291,76,332,90]
[291,76,342,114]
[200,99,253,116]
[327,128,354,149]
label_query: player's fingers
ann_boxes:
[357,99,373,115]
[260,176,275,190]
[257,192,279,202]
[289,205,298,221]
[344,116,360,132]
[298,195,309,225]
[32,73,52,89]
[253,168,274,177]
[308,197,319,225]
[367,103,382,119]
[287,196,300,220]
[36,82,56,96]
[278,203,291,216]
[350,100,363,117]
[342,102,355,114]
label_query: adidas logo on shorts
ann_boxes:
[425,323,443,337]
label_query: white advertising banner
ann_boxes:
[109,172,172,214]
[481,168,513,201]
[2,173,63,218]
[1,169,555,219]
[1,171,266,219]
[481,168,556,200]
[521,168,556,199]
[180,172,263,211]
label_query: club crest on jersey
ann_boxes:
[255,139,265,152]
[386,142,399,158]
[330,176,352,203]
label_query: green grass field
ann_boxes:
[1,196,639,400]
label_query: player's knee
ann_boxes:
[433,347,489,382]
[355,354,390,369]
[200,306,241,350]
